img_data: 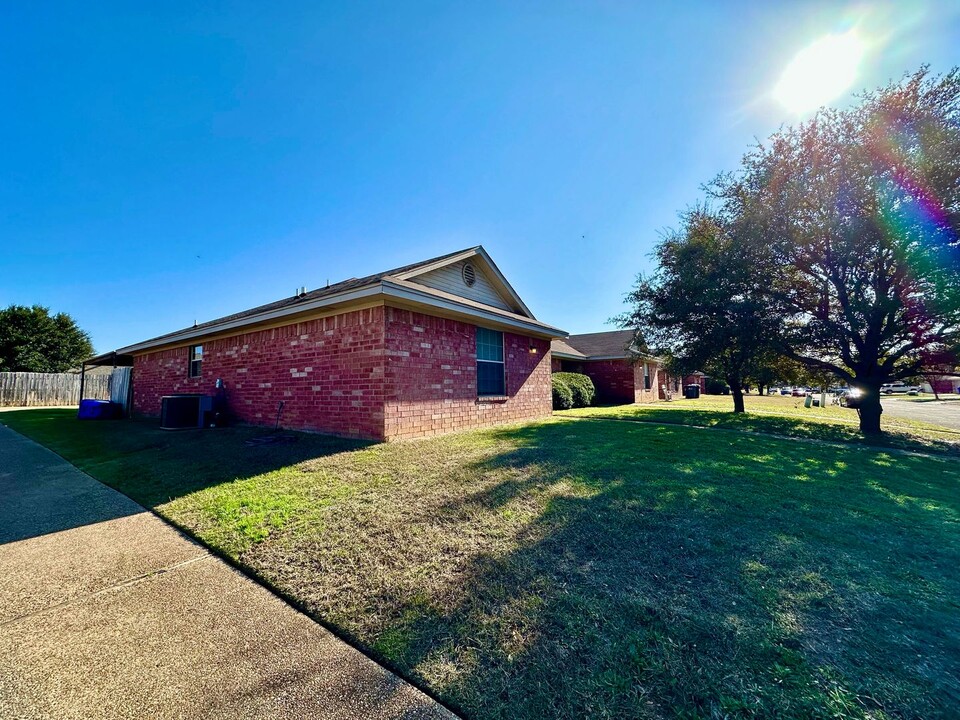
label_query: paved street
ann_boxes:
[881,396,960,431]
[0,423,455,720]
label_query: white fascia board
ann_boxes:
[117,278,566,356]
[381,281,565,338]
[391,249,479,280]
[117,284,385,354]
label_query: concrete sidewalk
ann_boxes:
[0,424,455,720]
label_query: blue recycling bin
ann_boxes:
[78,399,122,420]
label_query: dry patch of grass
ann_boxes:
[2,409,959,719]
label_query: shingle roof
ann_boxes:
[550,338,586,358]
[126,247,480,349]
[551,329,645,359]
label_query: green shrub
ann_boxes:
[554,372,596,408]
[552,375,574,410]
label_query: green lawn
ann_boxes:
[2,408,959,719]
[558,394,960,456]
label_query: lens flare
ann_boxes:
[868,114,960,309]
[774,31,866,114]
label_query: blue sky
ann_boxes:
[3,1,959,352]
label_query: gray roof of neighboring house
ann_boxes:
[551,329,647,360]
[550,338,587,359]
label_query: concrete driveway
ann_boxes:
[882,396,960,431]
[0,424,456,720]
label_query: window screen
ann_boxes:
[188,345,203,378]
[476,327,505,396]
[643,363,651,390]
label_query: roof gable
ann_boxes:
[391,247,535,318]
[403,259,513,313]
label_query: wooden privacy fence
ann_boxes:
[0,372,111,407]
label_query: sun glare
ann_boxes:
[774,30,866,115]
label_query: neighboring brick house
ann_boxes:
[922,373,960,395]
[551,330,680,404]
[101,247,565,441]
[683,372,707,394]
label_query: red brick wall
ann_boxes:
[580,359,635,404]
[658,370,682,400]
[632,361,663,404]
[132,307,387,439]
[566,358,666,404]
[132,304,552,441]
[382,307,552,440]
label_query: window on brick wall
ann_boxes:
[643,362,651,390]
[188,345,203,378]
[476,327,505,396]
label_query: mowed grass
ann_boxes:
[2,409,959,719]
[558,394,960,455]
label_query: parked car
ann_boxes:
[880,382,921,395]
[780,387,792,395]
[791,387,806,397]
[837,388,863,408]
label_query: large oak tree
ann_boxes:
[718,68,960,433]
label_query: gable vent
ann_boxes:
[462,262,476,287]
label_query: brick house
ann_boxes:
[922,373,960,395]
[107,247,566,441]
[550,330,680,403]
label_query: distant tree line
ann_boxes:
[620,67,960,434]
[0,305,93,373]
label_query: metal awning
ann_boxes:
[83,351,134,368]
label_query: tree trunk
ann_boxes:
[856,383,883,434]
[729,379,745,413]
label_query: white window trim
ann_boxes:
[188,345,203,378]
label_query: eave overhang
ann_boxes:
[116,280,566,356]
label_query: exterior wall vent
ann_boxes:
[462,262,476,287]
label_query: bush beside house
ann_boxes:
[552,375,574,409]
[552,372,595,409]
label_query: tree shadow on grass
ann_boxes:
[364,421,960,719]
[5,409,959,717]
